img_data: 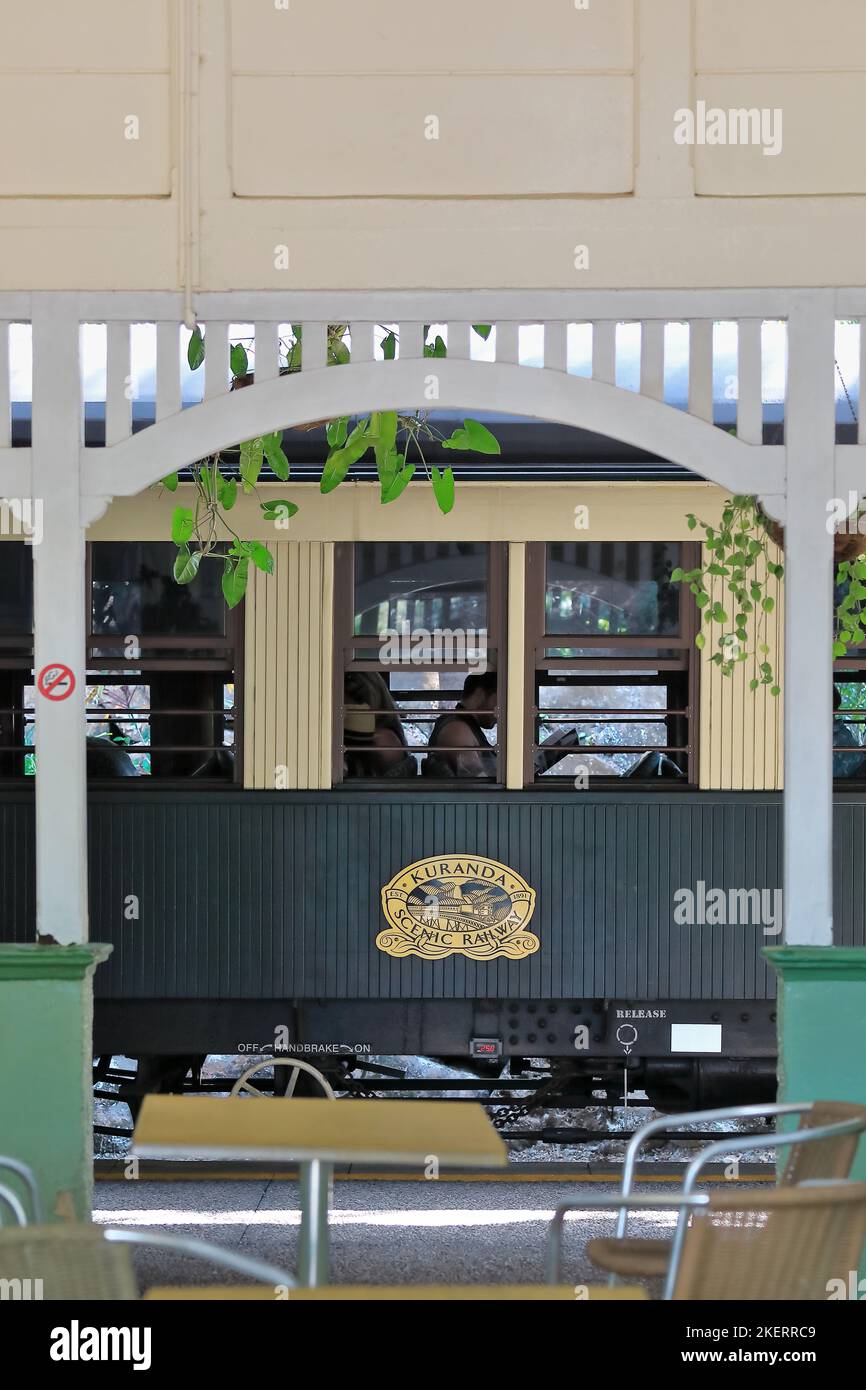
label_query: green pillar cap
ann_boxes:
[0,942,113,981]
[764,946,866,982]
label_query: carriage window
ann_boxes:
[0,542,240,781]
[526,542,699,784]
[335,542,504,783]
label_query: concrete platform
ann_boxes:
[90,1172,728,1294]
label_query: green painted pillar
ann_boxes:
[0,943,112,1223]
[766,946,866,1287]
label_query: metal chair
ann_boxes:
[582,1100,866,1285]
[0,1156,42,1223]
[547,1181,866,1299]
[0,1222,297,1300]
[230,1057,336,1099]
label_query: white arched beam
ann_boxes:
[81,360,782,501]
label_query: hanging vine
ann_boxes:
[159,323,500,607]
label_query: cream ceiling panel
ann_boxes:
[696,0,866,72]
[1,0,170,71]
[231,75,633,197]
[693,75,866,195]
[229,0,634,73]
[0,76,172,196]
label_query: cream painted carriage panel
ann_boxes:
[229,0,634,73]
[231,75,634,197]
[0,75,172,196]
[693,75,866,196]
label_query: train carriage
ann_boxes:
[3,366,865,1118]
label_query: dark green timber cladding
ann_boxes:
[1,789,865,1000]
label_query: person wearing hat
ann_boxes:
[343,671,417,778]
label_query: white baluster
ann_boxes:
[688,319,714,423]
[592,320,616,385]
[105,321,132,445]
[737,318,763,445]
[204,322,230,399]
[156,322,181,421]
[0,322,10,446]
[640,320,665,401]
[302,322,328,370]
[254,321,280,381]
[543,322,568,373]
[349,322,374,363]
[398,322,424,360]
[496,321,520,365]
[447,322,471,360]
[860,319,866,445]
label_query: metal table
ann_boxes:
[133,1094,508,1286]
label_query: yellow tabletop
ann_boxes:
[144,1284,647,1301]
[134,1095,507,1167]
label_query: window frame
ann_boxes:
[332,540,508,787]
[0,541,244,785]
[523,540,701,788]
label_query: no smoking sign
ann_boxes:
[36,663,76,702]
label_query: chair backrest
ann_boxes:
[782,1101,866,1183]
[0,1224,138,1300]
[673,1182,866,1301]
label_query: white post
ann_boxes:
[783,292,836,946]
[31,301,89,944]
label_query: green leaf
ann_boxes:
[671,567,684,582]
[431,465,455,515]
[260,498,299,521]
[711,602,728,623]
[326,417,349,448]
[373,410,398,474]
[262,431,290,480]
[770,685,780,698]
[695,633,706,650]
[187,326,205,371]
[250,542,274,575]
[221,558,249,609]
[686,515,697,530]
[442,418,500,455]
[424,334,447,359]
[321,427,371,493]
[329,338,350,365]
[162,472,179,493]
[171,506,195,546]
[219,478,238,511]
[381,331,397,361]
[376,447,401,502]
[762,596,775,613]
[173,545,201,585]
[472,324,493,340]
[382,463,415,504]
[239,437,264,492]
[749,678,759,691]
[230,343,249,378]
[463,418,501,454]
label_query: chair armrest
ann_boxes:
[545,1191,710,1284]
[615,1101,810,1239]
[0,1181,28,1227]
[102,1228,297,1290]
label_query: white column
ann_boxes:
[783,292,837,946]
[31,301,89,944]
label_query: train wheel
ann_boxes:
[230,1058,336,1100]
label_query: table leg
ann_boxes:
[298,1159,333,1286]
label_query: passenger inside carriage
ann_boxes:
[343,671,418,778]
[424,671,498,779]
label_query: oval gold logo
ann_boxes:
[377,854,539,961]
